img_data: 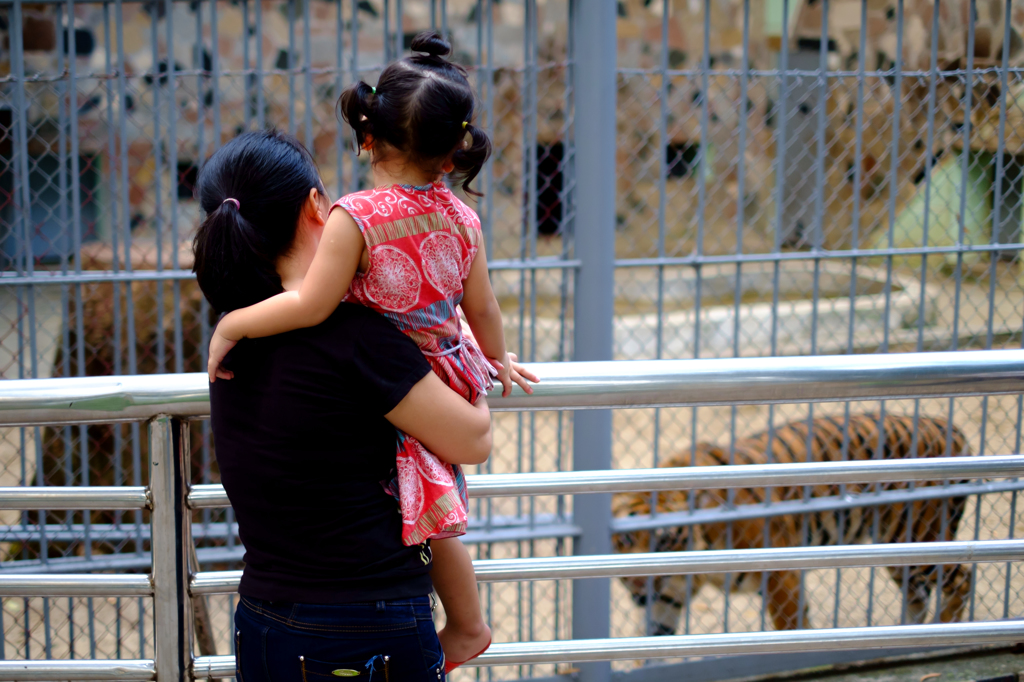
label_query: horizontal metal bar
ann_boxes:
[189,540,1024,594]
[0,573,152,597]
[190,571,238,595]
[15,246,1020,282]
[0,514,577,544]
[0,374,210,426]
[0,659,154,681]
[192,621,1024,674]
[489,259,581,271]
[187,486,227,508]
[0,523,573,573]
[615,66,1024,78]
[10,250,981,291]
[5,350,1022,426]
[0,259,577,287]
[1,554,155,575]
[480,622,1024,666]
[612,478,1024,533]
[492,351,1024,411]
[469,457,1024,498]
[0,270,197,286]
[0,486,150,510]
[0,547,242,575]
[615,243,1024,269]
[187,457,1024,506]
[0,61,554,87]
[473,540,1024,581]
[465,522,581,544]
[0,525,578,545]
[13,476,1019,546]
[0,60,980,79]
[0,522,237,543]
[193,657,236,679]
[2,478,1016,550]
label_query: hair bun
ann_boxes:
[410,31,451,58]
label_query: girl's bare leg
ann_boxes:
[431,536,491,663]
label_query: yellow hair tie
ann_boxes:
[462,121,468,129]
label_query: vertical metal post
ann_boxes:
[287,0,296,134]
[149,415,193,682]
[570,1,615,681]
[255,0,265,129]
[165,0,184,376]
[335,0,345,196]
[302,0,313,151]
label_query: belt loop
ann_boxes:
[376,600,386,612]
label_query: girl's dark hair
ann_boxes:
[338,31,491,195]
[191,129,324,314]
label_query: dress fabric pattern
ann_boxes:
[336,182,494,546]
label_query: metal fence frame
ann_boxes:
[4,0,1024,679]
[0,351,1023,681]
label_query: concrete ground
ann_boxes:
[758,647,1024,682]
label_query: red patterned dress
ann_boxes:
[334,181,494,546]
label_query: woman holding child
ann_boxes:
[192,31,535,682]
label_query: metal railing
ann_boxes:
[1,351,1024,680]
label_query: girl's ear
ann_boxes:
[362,133,375,151]
[441,156,455,174]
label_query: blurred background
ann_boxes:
[2,1,1024,680]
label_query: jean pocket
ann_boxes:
[300,654,390,682]
[415,618,445,679]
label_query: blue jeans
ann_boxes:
[234,595,445,682]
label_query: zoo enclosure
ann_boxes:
[4,0,1024,680]
[1,352,1024,681]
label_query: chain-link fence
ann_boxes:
[0,0,576,678]
[2,0,1024,680]
[605,0,1024,678]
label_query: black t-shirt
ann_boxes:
[209,303,433,603]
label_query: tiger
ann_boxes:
[612,414,973,634]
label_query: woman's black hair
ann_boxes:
[191,129,324,314]
[338,31,491,195]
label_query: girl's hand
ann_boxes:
[488,353,513,396]
[207,330,238,383]
[507,352,539,394]
[489,352,539,397]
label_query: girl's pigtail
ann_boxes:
[451,123,491,197]
[338,80,377,153]
[192,200,282,313]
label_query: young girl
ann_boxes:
[206,31,537,673]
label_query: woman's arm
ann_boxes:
[208,209,363,381]
[385,371,492,465]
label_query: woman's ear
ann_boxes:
[306,187,328,226]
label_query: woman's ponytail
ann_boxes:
[451,123,491,196]
[191,129,323,314]
[338,80,378,153]
[192,201,282,314]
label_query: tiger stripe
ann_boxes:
[612,414,972,634]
